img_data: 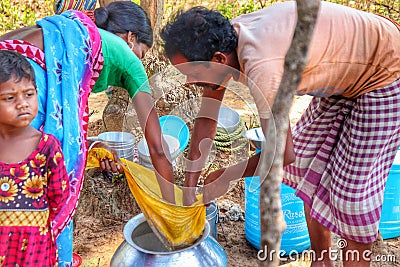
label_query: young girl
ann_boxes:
[0,50,70,266]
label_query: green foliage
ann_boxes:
[212,0,399,22]
[0,0,53,35]
[215,0,262,20]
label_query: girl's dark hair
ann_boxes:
[161,6,238,61]
[94,1,153,47]
[0,50,36,87]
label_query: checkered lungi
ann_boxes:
[283,78,400,243]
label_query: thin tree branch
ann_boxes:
[259,0,320,266]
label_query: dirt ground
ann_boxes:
[73,86,400,267]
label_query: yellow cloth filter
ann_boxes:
[86,148,206,250]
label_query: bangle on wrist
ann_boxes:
[88,141,101,151]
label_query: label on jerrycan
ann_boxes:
[281,190,307,234]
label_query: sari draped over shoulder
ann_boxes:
[0,10,103,237]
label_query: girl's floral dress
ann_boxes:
[0,133,69,266]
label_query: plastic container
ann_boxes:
[379,147,400,239]
[159,115,190,153]
[206,202,219,240]
[244,176,310,255]
[137,134,180,170]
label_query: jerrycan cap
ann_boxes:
[392,147,400,171]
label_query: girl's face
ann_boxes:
[0,77,38,131]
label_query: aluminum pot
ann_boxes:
[217,106,241,134]
[206,202,219,240]
[111,213,227,267]
[243,127,265,150]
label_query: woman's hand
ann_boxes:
[133,92,176,204]
[90,141,124,174]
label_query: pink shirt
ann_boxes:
[232,1,400,118]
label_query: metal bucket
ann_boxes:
[206,202,219,240]
[92,131,136,161]
[217,105,241,134]
[111,213,227,267]
[137,134,180,170]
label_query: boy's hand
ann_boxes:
[203,168,228,203]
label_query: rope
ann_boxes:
[214,118,248,152]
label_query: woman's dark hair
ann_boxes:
[161,6,238,61]
[94,1,153,47]
[0,50,36,87]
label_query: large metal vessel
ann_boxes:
[111,213,227,266]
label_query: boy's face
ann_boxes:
[0,77,38,130]
[169,51,232,90]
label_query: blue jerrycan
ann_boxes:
[244,176,310,255]
[379,147,400,239]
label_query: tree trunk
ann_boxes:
[259,0,320,266]
[140,0,164,36]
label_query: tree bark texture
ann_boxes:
[259,0,320,266]
[140,0,164,36]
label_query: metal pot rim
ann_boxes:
[123,213,210,255]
